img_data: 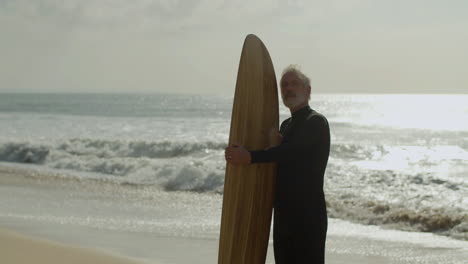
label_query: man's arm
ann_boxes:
[224,119,290,165]
[250,116,325,163]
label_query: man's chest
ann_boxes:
[281,119,308,143]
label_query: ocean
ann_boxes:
[0,93,467,248]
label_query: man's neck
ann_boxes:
[289,102,309,114]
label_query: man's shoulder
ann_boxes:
[306,110,328,123]
[280,117,292,128]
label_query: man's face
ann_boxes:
[280,72,309,109]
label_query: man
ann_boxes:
[224,65,330,263]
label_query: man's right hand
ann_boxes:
[225,143,252,165]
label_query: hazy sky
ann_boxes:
[1,0,467,94]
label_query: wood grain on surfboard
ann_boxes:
[218,34,279,264]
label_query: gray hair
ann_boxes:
[281,64,311,88]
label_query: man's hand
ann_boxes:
[268,128,283,148]
[225,142,251,165]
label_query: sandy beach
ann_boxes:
[0,227,382,264]
[1,164,467,264]
[0,229,147,264]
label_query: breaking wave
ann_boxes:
[0,143,49,164]
[57,138,227,158]
[0,139,395,165]
[0,139,227,193]
[0,139,226,162]
[326,195,468,240]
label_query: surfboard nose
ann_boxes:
[246,33,259,40]
[245,34,262,44]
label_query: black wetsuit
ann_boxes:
[249,105,330,264]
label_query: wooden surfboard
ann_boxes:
[218,34,279,264]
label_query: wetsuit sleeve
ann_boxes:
[249,116,325,163]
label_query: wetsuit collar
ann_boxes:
[291,105,312,121]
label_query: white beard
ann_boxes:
[282,92,308,109]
